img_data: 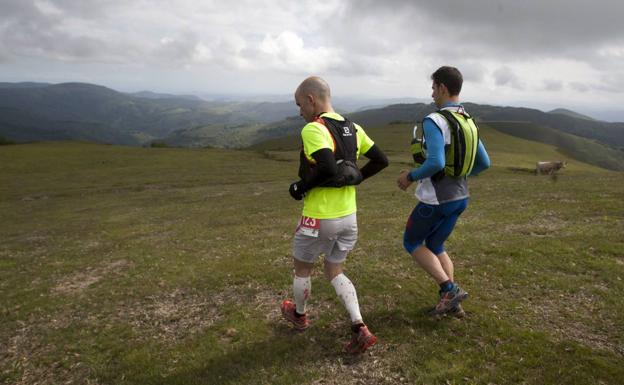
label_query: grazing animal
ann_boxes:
[536,161,567,175]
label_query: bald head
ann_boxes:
[294,76,334,122]
[295,76,331,102]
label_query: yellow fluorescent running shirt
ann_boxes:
[301,112,375,219]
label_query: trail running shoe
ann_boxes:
[428,303,465,319]
[280,300,309,330]
[433,285,468,315]
[448,304,466,318]
[345,325,377,355]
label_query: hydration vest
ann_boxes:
[411,109,479,179]
[299,115,363,188]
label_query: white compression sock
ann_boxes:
[331,273,363,323]
[293,275,311,314]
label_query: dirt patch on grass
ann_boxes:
[117,282,294,343]
[522,291,621,355]
[53,259,132,295]
[3,257,127,384]
[303,346,411,385]
[4,282,407,384]
[504,211,570,237]
[120,288,224,342]
[254,284,410,385]
[250,285,285,321]
[1,314,93,385]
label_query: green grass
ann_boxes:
[1,134,623,385]
[162,123,268,148]
[484,121,624,171]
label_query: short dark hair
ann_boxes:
[431,66,463,96]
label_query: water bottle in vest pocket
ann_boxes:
[410,124,426,168]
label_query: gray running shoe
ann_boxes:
[427,303,466,318]
[448,304,466,318]
[432,285,468,315]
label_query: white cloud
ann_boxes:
[542,80,563,92]
[493,66,524,90]
[257,31,342,74]
[193,43,213,63]
[0,0,623,110]
[570,82,590,93]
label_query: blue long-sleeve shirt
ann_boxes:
[409,104,490,181]
[470,140,491,176]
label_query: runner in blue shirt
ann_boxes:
[397,66,490,317]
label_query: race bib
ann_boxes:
[297,216,320,238]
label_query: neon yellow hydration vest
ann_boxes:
[410,109,479,178]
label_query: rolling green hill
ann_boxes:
[0,82,299,145]
[548,108,597,121]
[2,82,623,155]
[252,120,624,172]
[1,134,622,384]
[330,102,624,150]
[161,122,267,148]
[483,121,624,171]
[464,103,624,150]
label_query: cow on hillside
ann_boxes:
[536,161,567,175]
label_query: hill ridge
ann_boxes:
[0,81,622,159]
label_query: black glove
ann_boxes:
[288,180,306,200]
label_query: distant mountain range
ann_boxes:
[547,108,596,121]
[0,82,299,146]
[244,102,624,151]
[0,82,54,89]
[0,82,622,165]
[128,91,204,101]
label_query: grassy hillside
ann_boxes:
[161,123,265,148]
[463,103,624,149]
[548,108,597,121]
[253,120,622,171]
[333,103,624,150]
[3,81,622,154]
[161,117,306,149]
[1,136,623,384]
[484,121,624,171]
[0,83,299,146]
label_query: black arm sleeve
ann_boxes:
[360,144,389,181]
[300,148,338,191]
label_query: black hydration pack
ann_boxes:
[298,115,363,188]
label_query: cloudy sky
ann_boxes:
[1,0,623,117]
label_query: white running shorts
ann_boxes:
[292,213,358,264]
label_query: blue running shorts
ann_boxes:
[403,198,468,255]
